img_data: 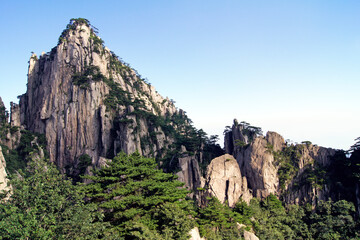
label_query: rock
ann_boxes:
[18,20,180,171]
[176,152,204,198]
[188,227,205,240]
[236,134,280,198]
[266,131,284,152]
[0,97,8,124]
[10,102,21,127]
[243,230,259,240]
[204,154,252,207]
[0,146,10,197]
[237,223,259,240]
[224,119,257,155]
[224,119,337,204]
[282,143,336,205]
[224,123,281,199]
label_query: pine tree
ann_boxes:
[84,152,194,239]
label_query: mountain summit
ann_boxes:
[17,18,221,181]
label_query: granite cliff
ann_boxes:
[224,119,338,206]
[0,19,221,195]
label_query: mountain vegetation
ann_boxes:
[1,154,359,239]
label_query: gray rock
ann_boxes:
[236,134,280,198]
[188,227,205,240]
[0,146,10,197]
[176,153,204,198]
[18,21,179,172]
[10,102,20,127]
[204,154,252,207]
[224,120,337,204]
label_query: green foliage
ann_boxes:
[58,18,92,44]
[84,152,194,239]
[197,197,242,240]
[350,137,360,153]
[271,145,302,190]
[235,139,247,147]
[326,148,360,211]
[90,32,104,54]
[0,158,106,239]
[0,145,23,174]
[307,199,359,239]
[301,141,312,146]
[248,195,311,240]
[0,105,8,124]
[1,130,47,174]
[238,121,263,141]
[0,105,10,140]
[103,77,132,110]
[72,65,106,89]
[300,163,327,189]
[77,154,92,176]
[70,18,90,26]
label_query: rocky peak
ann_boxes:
[10,102,20,127]
[265,131,284,152]
[16,18,215,184]
[224,119,262,155]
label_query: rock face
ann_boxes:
[0,146,10,195]
[10,102,21,127]
[224,120,337,205]
[235,132,283,198]
[204,154,252,207]
[18,19,186,174]
[176,146,204,199]
[283,144,336,205]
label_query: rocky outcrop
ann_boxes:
[224,120,337,204]
[224,119,257,155]
[283,143,336,205]
[17,19,184,172]
[176,146,204,199]
[235,132,283,198]
[204,154,252,207]
[243,230,259,240]
[0,146,10,195]
[188,227,205,240]
[237,223,259,240]
[10,102,21,127]
[225,121,281,199]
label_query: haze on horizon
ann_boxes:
[0,0,359,150]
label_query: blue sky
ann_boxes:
[0,0,359,150]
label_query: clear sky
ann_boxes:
[0,0,359,150]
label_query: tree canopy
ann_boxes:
[0,157,105,240]
[84,152,195,239]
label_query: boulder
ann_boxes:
[205,154,252,207]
